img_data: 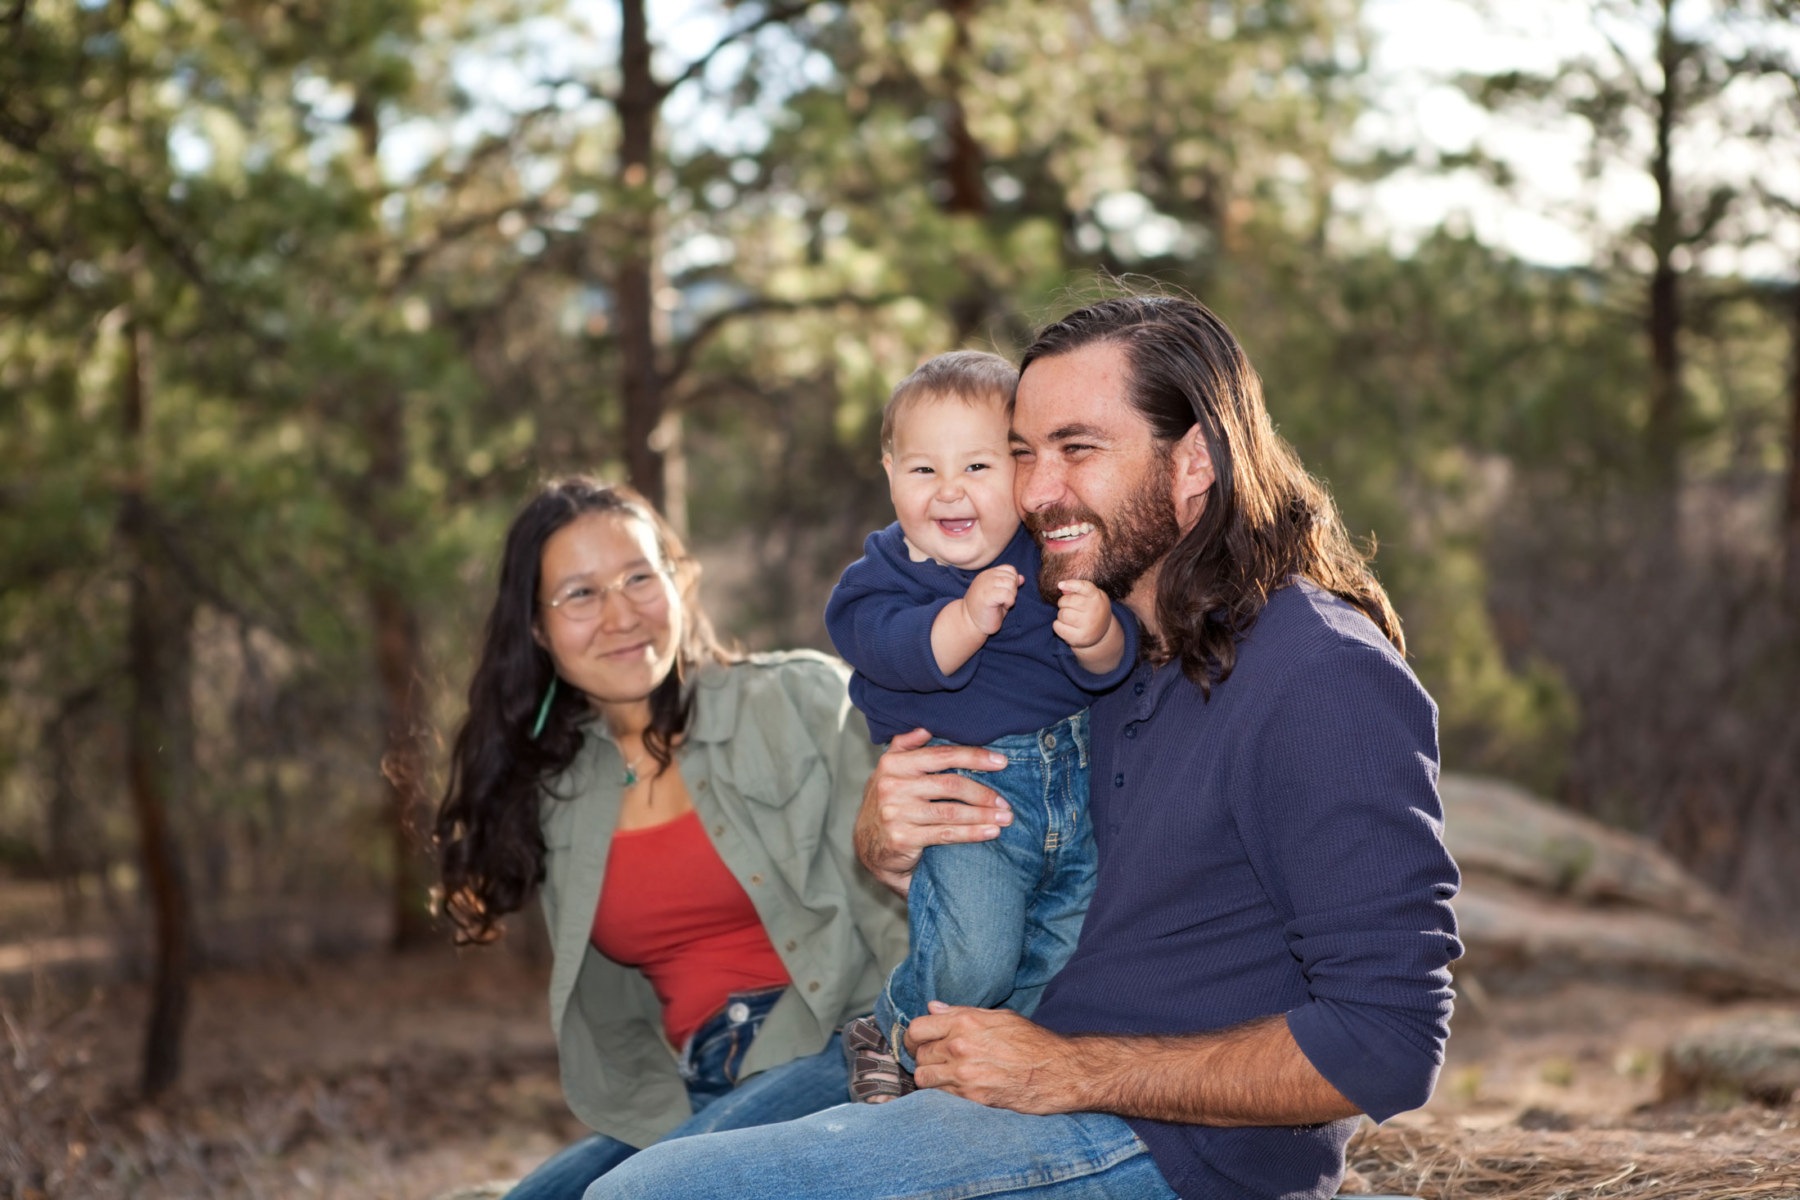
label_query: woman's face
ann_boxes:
[534,511,683,719]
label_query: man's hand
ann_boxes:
[962,564,1022,636]
[1052,579,1111,649]
[906,1002,1085,1114]
[853,729,1010,897]
[909,1000,1364,1128]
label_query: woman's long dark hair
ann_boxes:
[435,478,732,944]
[1020,294,1403,694]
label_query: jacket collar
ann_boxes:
[581,657,738,749]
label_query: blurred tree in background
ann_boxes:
[1,0,1795,1095]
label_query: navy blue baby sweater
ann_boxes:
[1033,581,1462,1200]
[825,523,1138,745]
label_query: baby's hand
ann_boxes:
[962,565,1021,636]
[1053,580,1112,649]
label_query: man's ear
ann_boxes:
[1171,425,1216,520]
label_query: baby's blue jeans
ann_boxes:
[874,711,1097,1070]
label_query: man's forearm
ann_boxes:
[1063,1016,1362,1127]
[908,1006,1361,1126]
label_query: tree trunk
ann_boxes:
[119,313,195,1100]
[942,0,990,344]
[1646,0,1683,530]
[347,91,434,949]
[367,394,434,949]
[1784,280,1800,604]
[616,0,666,513]
[373,570,432,948]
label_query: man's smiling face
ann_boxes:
[1010,341,1184,619]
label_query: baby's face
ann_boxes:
[883,395,1020,569]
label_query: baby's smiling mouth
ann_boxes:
[936,519,976,536]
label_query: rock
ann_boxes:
[1660,1009,1800,1105]
[1452,877,1800,998]
[1516,1106,1573,1130]
[1439,775,1726,922]
[1439,774,1800,998]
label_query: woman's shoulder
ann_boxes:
[691,651,859,748]
[703,650,852,693]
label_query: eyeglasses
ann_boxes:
[542,568,669,622]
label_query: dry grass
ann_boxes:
[0,948,578,1199]
[4,948,1799,1199]
[1346,1116,1800,1199]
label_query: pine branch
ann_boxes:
[661,290,908,389]
[655,0,816,102]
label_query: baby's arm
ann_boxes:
[932,565,1021,676]
[1054,579,1126,675]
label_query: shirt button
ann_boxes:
[749,873,764,885]
[1125,725,1138,739]
[1133,682,1145,696]
[712,823,726,837]
[696,779,708,790]
[727,1001,751,1024]
[807,980,820,993]
[1113,773,1124,788]
[785,939,797,952]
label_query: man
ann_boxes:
[587,295,1461,1200]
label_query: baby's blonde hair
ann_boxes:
[879,350,1018,455]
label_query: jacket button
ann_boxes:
[1113,773,1124,788]
[807,980,820,992]
[750,873,764,885]
[1125,725,1138,739]
[1133,682,1145,696]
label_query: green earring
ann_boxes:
[530,676,558,740]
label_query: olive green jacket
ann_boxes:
[537,651,908,1148]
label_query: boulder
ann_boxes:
[1660,1009,1800,1105]
[1439,775,1726,922]
[1440,774,1800,998]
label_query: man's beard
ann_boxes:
[1025,456,1181,604]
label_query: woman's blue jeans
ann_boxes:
[505,986,848,1200]
[875,713,1097,1070]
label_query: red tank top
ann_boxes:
[591,810,791,1046]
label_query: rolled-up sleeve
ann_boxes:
[1242,643,1462,1122]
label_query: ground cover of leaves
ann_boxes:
[3,948,1797,1199]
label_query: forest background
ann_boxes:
[1,0,1799,1152]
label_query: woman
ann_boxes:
[435,478,909,1200]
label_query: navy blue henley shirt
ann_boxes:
[1032,580,1462,1200]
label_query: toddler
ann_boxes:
[825,349,1137,1102]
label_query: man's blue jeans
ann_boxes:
[875,712,1097,1069]
[505,987,848,1200]
[582,1088,1179,1200]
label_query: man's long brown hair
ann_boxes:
[1019,295,1403,694]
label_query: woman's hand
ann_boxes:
[853,728,1010,897]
